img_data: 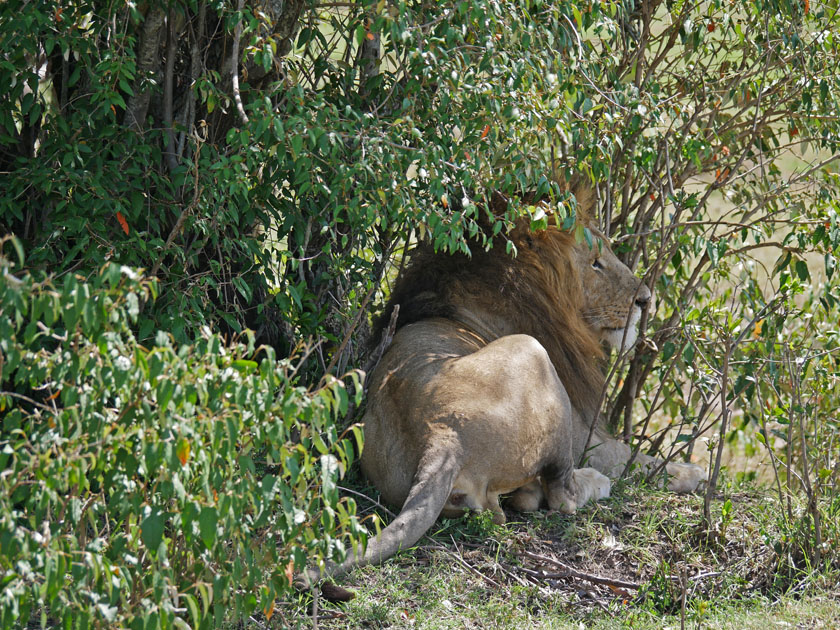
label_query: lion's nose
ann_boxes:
[635,294,650,309]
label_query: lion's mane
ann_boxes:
[374,206,605,419]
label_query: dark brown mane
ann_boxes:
[373,214,606,418]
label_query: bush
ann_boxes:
[0,246,364,629]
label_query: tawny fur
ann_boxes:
[301,184,706,585]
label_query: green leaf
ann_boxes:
[6,235,24,266]
[199,507,218,549]
[795,260,810,282]
[290,134,303,158]
[572,6,583,28]
[232,359,258,373]
[335,383,349,417]
[182,593,201,629]
[140,511,165,551]
[105,263,121,287]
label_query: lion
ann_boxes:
[301,183,706,585]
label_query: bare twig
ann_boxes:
[337,486,397,519]
[703,330,731,529]
[150,141,204,278]
[248,616,269,630]
[679,566,687,630]
[319,241,394,386]
[231,0,249,125]
[416,541,503,590]
[787,348,823,566]
[310,583,319,630]
[362,304,399,382]
[755,373,789,527]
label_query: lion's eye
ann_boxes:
[592,259,603,270]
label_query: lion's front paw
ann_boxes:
[509,479,544,512]
[572,467,611,504]
[664,462,707,493]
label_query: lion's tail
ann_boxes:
[349,446,460,569]
[299,446,460,587]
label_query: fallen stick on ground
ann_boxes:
[519,550,641,590]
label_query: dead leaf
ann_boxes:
[116,211,130,236]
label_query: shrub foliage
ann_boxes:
[0,256,363,629]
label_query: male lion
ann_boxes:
[302,185,705,584]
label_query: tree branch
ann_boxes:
[163,7,179,171]
[124,7,166,130]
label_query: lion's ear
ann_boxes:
[487,190,511,220]
[564,173,596,221]
[470,190,510,233]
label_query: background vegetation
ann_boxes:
[1,0,839,627]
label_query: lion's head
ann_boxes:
[375,190,651,419]
[506,219,651,349]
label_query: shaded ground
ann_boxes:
[275,477,839,629]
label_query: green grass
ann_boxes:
[262,476,839,629]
